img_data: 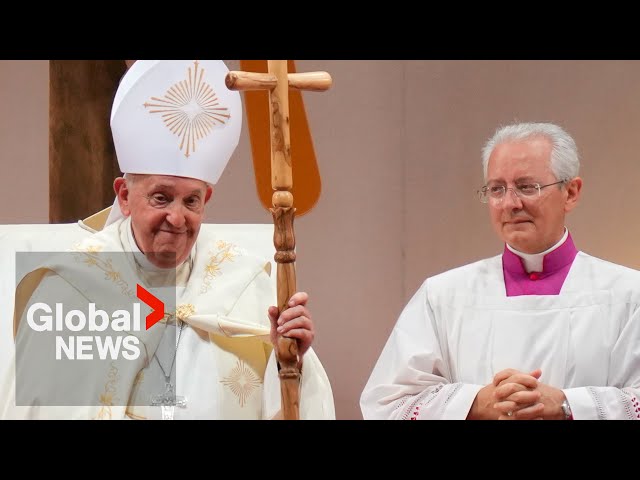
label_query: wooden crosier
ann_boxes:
[226,61,331,420]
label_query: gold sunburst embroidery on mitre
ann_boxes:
[220,360,262,407]
[144,60,231,158]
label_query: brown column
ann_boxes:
[49,60,127,223]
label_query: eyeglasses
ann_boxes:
[477,180,567,204]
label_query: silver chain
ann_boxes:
[154,320,187,381]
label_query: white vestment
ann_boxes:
[1,218,335,420]
[360,252,640,420]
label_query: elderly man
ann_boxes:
[1,60,335,420]
[360,122,640,420]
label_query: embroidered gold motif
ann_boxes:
[70,246,135,299]
[72,242,103,254]
[144,60,231,158]
[161,304,196,325]
[94,362,120,420]
[220,359,262,407]
[176,304,195,322]
[200,241,238,294]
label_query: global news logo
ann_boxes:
[25,284,165,361]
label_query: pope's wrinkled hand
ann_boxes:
[268,291,315,359]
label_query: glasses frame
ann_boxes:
[477,179,567,204]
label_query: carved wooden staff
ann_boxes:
[226,61,331,419]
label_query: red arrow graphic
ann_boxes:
[136,284,165,330]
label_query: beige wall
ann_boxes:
[2,60,640,419]
[0,61,49,223]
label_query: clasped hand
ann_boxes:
[492,368,566,420]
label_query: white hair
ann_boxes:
[481,122,580,182]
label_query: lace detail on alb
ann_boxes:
[400,384,445,420]
[588,387,607,420]
[622,389,640,420]
[443,383,462,405]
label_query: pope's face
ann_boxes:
[116,174,212,268]
[486,137,582,254]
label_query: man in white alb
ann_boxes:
[1,60,335,420]
[360,122,640,420]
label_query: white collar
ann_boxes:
[506,227,568,273]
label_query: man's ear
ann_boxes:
[113,177,132,216]
[564,176,583,213]
[204,185,213,204]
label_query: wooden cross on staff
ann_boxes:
[226,61,332,420]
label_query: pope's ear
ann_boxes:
[114,177,131,216]
[204,185,213,204]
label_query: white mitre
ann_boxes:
[105,60,242,226]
